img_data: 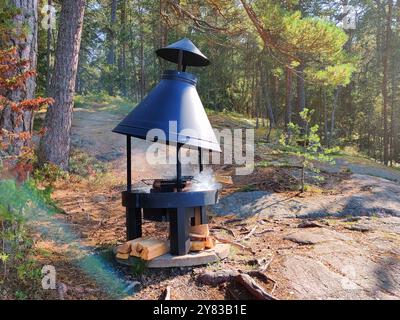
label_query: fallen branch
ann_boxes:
[223,217,245,225]
[197,270,239,286]
[242,225,258,240]
[246,270,277,294]
[254,229,274,236]
[214,236,254,253]
[234,274,278,300]
[211,225,236,237]
[226,284,241,300]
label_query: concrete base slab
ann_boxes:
[114,243,230,268]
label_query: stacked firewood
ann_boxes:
[115,224,215,261]
[189,224,215,251]
[116,238,169,260]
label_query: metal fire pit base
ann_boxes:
[122,189,219,256]
[114,243,230,268]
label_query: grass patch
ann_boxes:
[74,93,135,117]
[69,149,108,177]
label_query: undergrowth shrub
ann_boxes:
[0,179,57,299]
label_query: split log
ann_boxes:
[189,233,215,251]
[116,252,130,260]
[134,239,169,260]
[205,236,214,249]
[117,242,132,254]
[190,241,205,251]
[130,239,142,257]
[190,224,209,237]
[189,233,206,241]
[234,274,278,300]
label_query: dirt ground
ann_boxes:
[31,103,400,300]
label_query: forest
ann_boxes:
[40,0,399,165]
[0,0,400,302]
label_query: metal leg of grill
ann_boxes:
[170,207,190,255]
[126,207,142,240]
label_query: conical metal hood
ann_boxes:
[112,70,221,152]
[156,38,210,67]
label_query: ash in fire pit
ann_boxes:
[112,38,221,256]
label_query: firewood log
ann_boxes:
[205,236,214,249]
[190,241,205,251]
[190,224,209,237]
[133,238,169,260]
[116,252,130,260]
[190,233,207,241]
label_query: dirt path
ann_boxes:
[328,156,400,183]
[45,104,400,300]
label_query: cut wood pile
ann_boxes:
[189,224,215,251]
[115,224,216,261]
[116,238,169,260]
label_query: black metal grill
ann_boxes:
[112,38,221,256]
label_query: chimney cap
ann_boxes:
[112,70,221,152]
[156,38,210,67]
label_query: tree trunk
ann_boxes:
[107,0,117,96]
[45,0,53,95]
[329,87,340,147]
[323,89,328,145]
[0,0,38,155]
[260,56,275,138]
[296,63,306,124]
[285,66,293,131]
[392,0,400,163]
[38,0,86,169]
[382,0,393,166]
[138,0,146,100]
[296,63,306,130]
[107,0,117,65]
[158,0,168,74]
[119,0,127,97]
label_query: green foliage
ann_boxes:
[69,149,108,177]
[307,63,356,87]
[0,178,56,292]
[280,108,338,191]
[0,1,20,48]
[33,163,67,188]
[74,93,133,116]
[14,290,28,300]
